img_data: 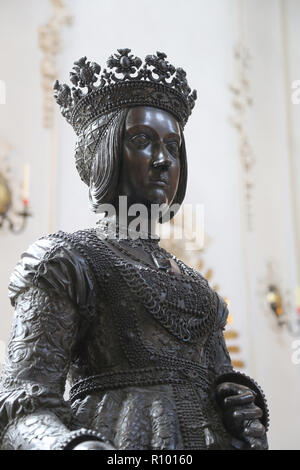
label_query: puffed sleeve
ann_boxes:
[8,234,96,311]
[208,294,270,433]
[0,234,111,450]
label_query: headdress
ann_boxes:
[53,49,196,185]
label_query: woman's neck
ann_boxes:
[98,214,159,240]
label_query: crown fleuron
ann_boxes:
[53,49,197,135]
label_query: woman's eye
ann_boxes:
[167,142,180,156]
[130,134,150,148]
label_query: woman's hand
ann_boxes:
[215,382,268,450]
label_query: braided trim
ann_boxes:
[69,364,212,402]
[53,428,113,450]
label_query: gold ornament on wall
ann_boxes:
[229,42,255,232]
[38,0,72,128]
[259,262,300,336]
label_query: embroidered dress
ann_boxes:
[0,227,268,450]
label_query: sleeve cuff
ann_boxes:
[53,428,114,450]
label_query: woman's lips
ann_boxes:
[149,178,169,187]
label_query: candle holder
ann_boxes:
[266,284,286,327]
[0,171,31,234]
[259,262,300,336]
[0,142,32,234]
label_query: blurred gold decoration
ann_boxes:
[259,262,300,335]
[232,360,245,368]
[160,215,245,369]
[0,173,11,215]
[266,285,284,320]
[228,43,255,232]
[197,260,204,271]
[224,330,239,340]
[223,298,243,368]
[0,141,31,233]
[205,269,213,281]
[38,0,73,128]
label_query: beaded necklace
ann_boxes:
[96,218,180,274]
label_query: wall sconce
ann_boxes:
[0,143,31,233]
[266,284,285,327]
[262,263,300,336]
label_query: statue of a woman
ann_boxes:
[0,50,268,450]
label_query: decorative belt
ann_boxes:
[69,364,213,402]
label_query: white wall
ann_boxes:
[239,0,300,450]
[0,0,299,449]
[0,0,52,345]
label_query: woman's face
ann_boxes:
[118,106,181,213]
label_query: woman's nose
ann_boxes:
[152,142,171,169]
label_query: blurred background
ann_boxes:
[0,0,300,449]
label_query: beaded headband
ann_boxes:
[53,49,197,136]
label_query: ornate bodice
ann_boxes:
[0,227,269,450]
[53,229,223,383]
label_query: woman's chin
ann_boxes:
[146,188,171,207]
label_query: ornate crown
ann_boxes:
[53,49,197,135]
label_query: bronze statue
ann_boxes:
[0,50,268,450]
